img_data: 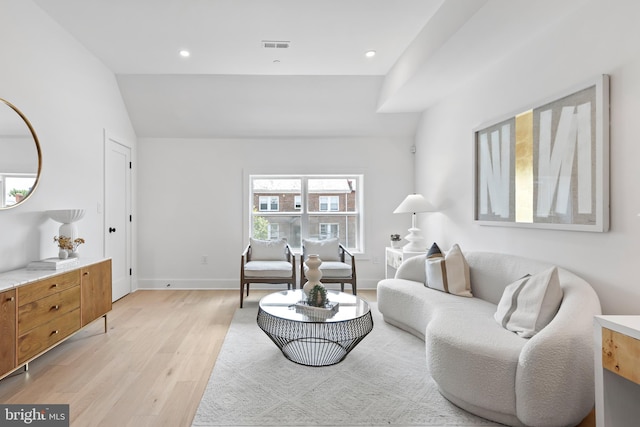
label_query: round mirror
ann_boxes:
[0,98,42,209]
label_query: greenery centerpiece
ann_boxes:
[306,284,329,308]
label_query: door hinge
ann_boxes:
[129,214,132,222]
[129,268,132,276]
[129,161,132,169]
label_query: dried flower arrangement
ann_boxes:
[54,235,85,251]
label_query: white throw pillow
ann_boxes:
[494,266,563,338]
[303,238,340,262]
[424,243,472,297]
[249,238,287,261]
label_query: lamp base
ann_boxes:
[403,227,426,252]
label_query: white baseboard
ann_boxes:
[135,278,379,291]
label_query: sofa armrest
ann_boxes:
[395,254,427,283]
[515,271,601,426]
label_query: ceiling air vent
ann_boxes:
[262,40,290,49]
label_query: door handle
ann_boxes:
[109,227,116,233]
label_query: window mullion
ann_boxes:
[300,176,309,242]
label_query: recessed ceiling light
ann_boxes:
[179,50,190,58]
[365,50,376,58]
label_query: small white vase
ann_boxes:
[58,249,69,259]
[303,254,323,295]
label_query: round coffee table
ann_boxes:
[257,289,373,367]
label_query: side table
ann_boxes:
[594,315,640,426]
[385,247,425,279]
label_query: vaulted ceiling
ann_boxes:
[32,0,588,138]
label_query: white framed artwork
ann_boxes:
[473,75,610,232]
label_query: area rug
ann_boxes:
[192,301,501,427]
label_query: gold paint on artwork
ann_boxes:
[515,110,533,222]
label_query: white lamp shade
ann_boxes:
[393,194,434,214]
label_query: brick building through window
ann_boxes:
[250,175,361,251]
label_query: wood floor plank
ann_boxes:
[0,288,412,427]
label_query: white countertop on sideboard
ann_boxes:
[595,315,640,341]
[0,257,110,292]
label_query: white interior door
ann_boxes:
[105,132,132,301]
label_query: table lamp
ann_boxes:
[393,194,434,252]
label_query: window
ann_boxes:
[250,175,362,251]
[1,174,36,207]
[267,223,280,239]
[258,196,279,211]
[319,196,339,212]
[319,223,339,238]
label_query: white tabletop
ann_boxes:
[0,257,109,292]
[595,315,640,341]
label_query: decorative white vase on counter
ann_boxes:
[58,249,69,259]
[303,254,323,295]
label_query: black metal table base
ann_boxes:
[257,308,373,367]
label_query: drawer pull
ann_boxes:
[7,296,15,302]
[83,272,89,276]
[51,330,59,335]
[51,305,60,311]
[51,284,58,289]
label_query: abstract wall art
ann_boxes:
[474,75,609,232]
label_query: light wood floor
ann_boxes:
[0,289,593,427]
[0,289,376,426]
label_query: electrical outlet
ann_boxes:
[201,255,208,264]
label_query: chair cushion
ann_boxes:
[318,261,352,278]
[303,238,340,261]
[250,238,287,261]
[244,261,293,278]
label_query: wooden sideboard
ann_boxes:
[0,258,112,380]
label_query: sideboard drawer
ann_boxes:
[18,286,80,335]
[18,271,81,306]
[17,308,81,364]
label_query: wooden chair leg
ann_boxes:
[240,283,244,308]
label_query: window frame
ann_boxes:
[248,174,363,253]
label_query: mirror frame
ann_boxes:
[0,98,43,210]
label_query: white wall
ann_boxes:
[137,136,414,290]
[414,0,640,314]
[0,0,136,272]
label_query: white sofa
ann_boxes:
[377,251,601,427]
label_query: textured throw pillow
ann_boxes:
[494,266,563,338]
[303,238,340,261]
[249,238,287,261]
[424,243,472,297]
